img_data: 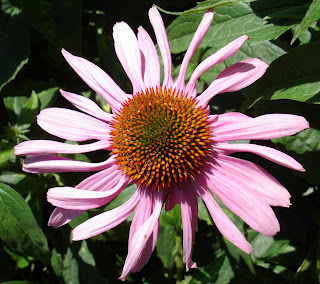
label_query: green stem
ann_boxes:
[175,233,183,284]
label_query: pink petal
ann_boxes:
[23,155,111,173]
[213,113,309,142]
[49,161,122,227]
[76,162,122,191]
[47,176,129,210]
[128,188,158,273]
[186,35,249,95]
[113,22,145,93]
[119,189,164,280]
[198,58,268,106]
[216,143,305,172]
[60,90,113,123]
[72,189,141,241]
[61,49,127,111]
[14,140,111,155]
[137,27,160,88]
[37,108,110,141]
[194,181,252,254]
[175,10,214,91]
[175,185,198,270]
[48,208,83,228]
[204,161,280,237]
[215,154,291,207]
[148,6,173,88]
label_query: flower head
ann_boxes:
[15,6,309,280]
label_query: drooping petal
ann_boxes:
[119,189,164,280]
[216,155,291,207]
[175,9,214,91]
[204,161,280,237]
[127,187,158,273]
[195,181,252,254]
[148,6,173,87]
[23,155,112,173]
[60,90,114,123]
[186,35,249,95]
[48,208,83,228]
[61,49,127,111]
[37,108,110,141]
[72,189,141,241]
[198,58,268,106]
[175,185,198,271]
[137,26,161,88]
[216,143,304,172]
[212,113,309,142]
[47,175,129,210]
[113,22,146,93]
[14,140,111,156]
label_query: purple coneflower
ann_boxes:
[15,7,309,280]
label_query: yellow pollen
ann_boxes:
[110,87,212,189]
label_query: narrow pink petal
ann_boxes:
[205,161,280,237]
[61,49,127,111]
[47,176,129,210]
[198,58,268,106]
[148,6,173,87]
[76,163,122,191]
[119,189,164,280]
[216,143,305,172]
[175,185,198,270]
[213,114,309,142]
[128,188,158,273]
[72,189,141,241]
[37,108,110,141]
[60,90,113,123]
[113,22,145,93]
[175,10,214,91]
[195,181,252,254]
[165,188,179,211]
[14,140,111,156]
[48,208,83,228]
[186,35,249,95]
[214,155,291,207]
[138,27,160,88]
[23,155,111,173]
[48,161,122,228]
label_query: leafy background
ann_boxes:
[0,0,319,283]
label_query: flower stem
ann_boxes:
[175,233,183,284]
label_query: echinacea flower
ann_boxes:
[15,7,309,280]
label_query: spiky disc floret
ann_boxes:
[110,87,212,189]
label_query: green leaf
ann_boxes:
[78,241,95,266]
[0,182,50,264]
[63,248,80,284]
[104,184,136,211]
[156,225,176,269]
[37,87,59,110]
[292,0,320,44]
[156,0,257,16]
[167,0,306,55]
[1,281,38,284]
[15,0,82,51]
[273,128,320,154]
[244,41,320,108]
[0,142,14,164]
[17,91,39,126]
[191,253,235,283]
[0,7,29,93]
[3,96,28,122]
[51,248,63,277]
[159,205,182,228]
[197,197,213,225]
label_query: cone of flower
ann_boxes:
[15,6,309,280]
